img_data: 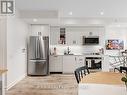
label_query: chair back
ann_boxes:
[120,66,127,74]
[74,66,90,83]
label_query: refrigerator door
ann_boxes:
[28,36,37,60]
[28,60,47,75]
[39,36,49,59]
[28,36,49,75]
[37,36,49,75]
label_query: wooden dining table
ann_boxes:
[78,72,126,95]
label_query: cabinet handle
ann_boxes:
[54,55,58,57]
[73,40,76,44]
[75,57,76,61]
[79,59,82,61]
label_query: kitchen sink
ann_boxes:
[64,53,74,55]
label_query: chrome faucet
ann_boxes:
[67,47,71,54]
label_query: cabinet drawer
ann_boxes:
[75,56,85,68]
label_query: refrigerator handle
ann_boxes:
[35,38,38,59]
[38,38,41,58]
[37,38,40,58]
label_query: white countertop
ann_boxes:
[50,54,107,57]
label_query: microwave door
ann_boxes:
[83,37,99,45]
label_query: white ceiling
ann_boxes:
[15,0,127,25]
[16,0,127,18]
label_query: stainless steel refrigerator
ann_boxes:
[27,36,49,75]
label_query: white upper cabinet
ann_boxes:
[81,27,104,45]
[50,26,60,45]
[50,26,66,45]
[66,27,83,45]
[50,26,104,46]
[30,25,50,36]
[81,27,104,36]
[31,25,41,36]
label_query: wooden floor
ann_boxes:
[6,74,78,95]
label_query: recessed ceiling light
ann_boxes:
[33,18,37,22]
[69,12,73,15]
[100,11,104,15]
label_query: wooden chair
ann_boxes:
[120,66,127,73]
[74,66,90,83]
[114,66,127,74]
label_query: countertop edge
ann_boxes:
[50,54,107,56]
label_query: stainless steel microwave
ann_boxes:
[82,36,99,45]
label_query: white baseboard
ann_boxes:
[7,74,26,90]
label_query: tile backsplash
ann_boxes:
[50,45,103,55]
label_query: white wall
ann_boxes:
[0,17,7,68]
[7,13,28,89]
[105,25,127,56]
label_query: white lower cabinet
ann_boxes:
[63,56,76,73]
[49,55,85,73]
[75,56,85,69]
[66,28,82,45]
[49,56,63,72]
[49,55,107,73]
[63,56,85,73]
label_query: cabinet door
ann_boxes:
[50,27,60,45]
[66,29,74,45]
[31,25,49,36]
[55,56,63,72]
[75,56,85,69]
[49,56,56,72]
[75,31,82,45]
[63,56,76,73]
[66,28,82,45]
[49,56,63,72]
[66,28,77,45]
[31,25,41,36]
[40,25,50,36]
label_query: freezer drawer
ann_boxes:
[28,61,48,75]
